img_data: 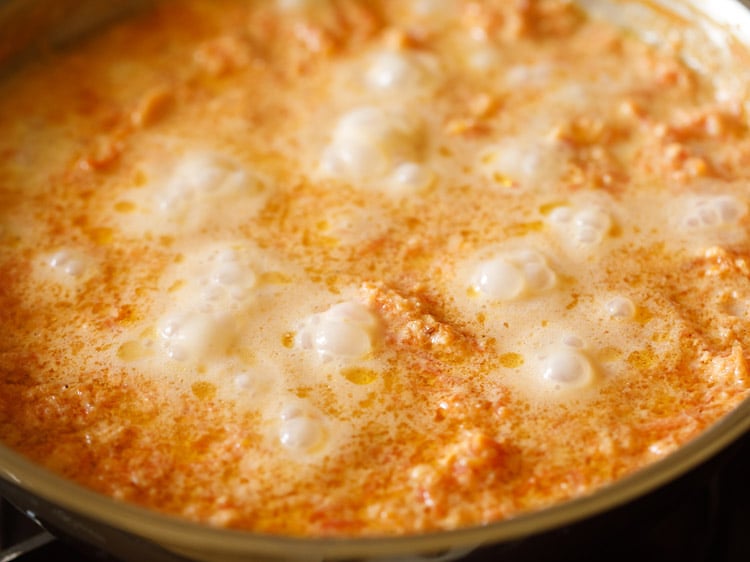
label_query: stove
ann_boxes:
[1,433,748,562]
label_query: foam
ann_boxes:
[365,50,439,95]
[320,107,423,187]
[294,301,380,360]
[120,150,267,235]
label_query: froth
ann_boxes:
[319,107,424,190]
[470,248,557,301]
[541,348,595,388]
[295,301,380,360]
[548,204,612,246]
[364,50,439,95]
[680,194,746,231]
[478,140,568,190]
[121,150,267,235]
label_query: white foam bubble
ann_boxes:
[157,152,253,215]
[321,141,389,179]
[471,249,557,301]
[232,363,278,399]
[47,249,87,277]
[295,301,379,360]
[158,310,236,363]
[542,349,594,388]
[277,403,328,455]
[606,296,636,319]
[320,107,421,186]
[505,64,554,88]
[198,250,258,310]
[408,0,457,19]
[279,416,325,453]
[276,0,322,11]
[681,194,746,231]
[478,140,567,189]
[562,334,584,348]
[472,257,525,301]
[149,242,292,367]
[365,51,438,94]
[388,162,434,194]
[549,204,612,246]
[466,45,500,72]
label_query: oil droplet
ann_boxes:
[192,381,217,400]
[90,227,113,245]
[627,348,656,370]
[114,201,136,213]
[358,392,377,409]
[342,366,378,385]
[539,201,568,215]
[133,169,148,187]
[281,331,296,349]
[506,221,544,237]
[258,271,292,285]
[492,172,515,187]
[499,352,524,368]
[117,340,151,361]
[635,306,653,325]
[651,331,671,342]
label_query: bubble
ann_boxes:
[156,152,254,215]
[314,320,372,357]
[388,162,434,194]
[167,244,260,314]
[277,404,327,455]
[320,107,421,185]
[542,350,594,388]
[279,416,325,453]
[547,204,612,246]
[467,45,500,71]
[158,310,236,362]
[320,141,389,180]
[48,250,87,277]
[472,257,525,301]
[234,373,251,389]
[606,296,635,319]
[276,0,321,10]
[409,0,457,17]
[522,261,556,292]
[505,64,553,88]
[478,141,565,189]
[549,206,574,224]
[333,107,410,145]
[562,334,584,348]
[232,364,278,400]
[470,249,556,301]
[682,194,746,231]
[295,301,379,359]
[365,51,437,93]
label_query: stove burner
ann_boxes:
[0,499,74,561]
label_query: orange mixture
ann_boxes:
[0,0,749,536]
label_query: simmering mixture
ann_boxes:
[1,0,749,536]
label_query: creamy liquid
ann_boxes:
[0,0,749,536]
